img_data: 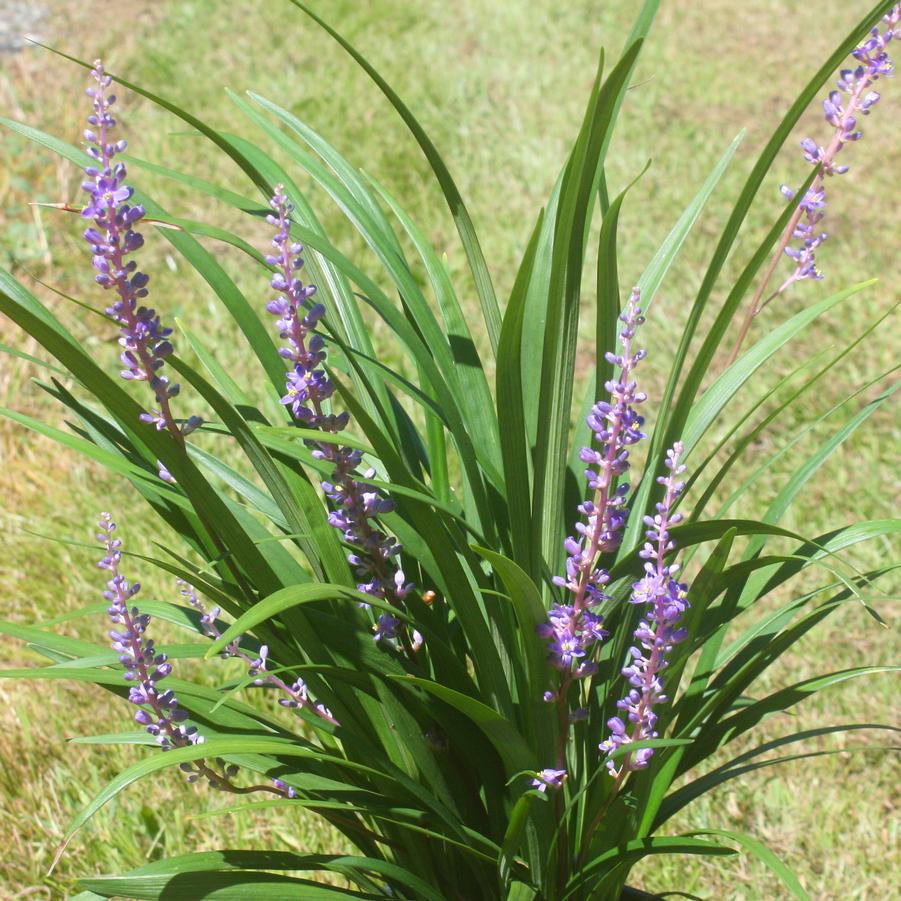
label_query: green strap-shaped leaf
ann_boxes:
[285,0,502,352]
[167,355,349,586]
[637,131,743,311]
[685,300,898,520]
[531,41,643,586]
[80,872,382,900]
[497,210,545,569]
[690,830,811,901]
[332,376,513,714]
[473,545,554,757]
[217,127,394,430]
[681,665,899,771]
[79,849,453,899]
[680,281,874,455]
[656,723,899,827]
[0,277,282,598]
[565,836,735,899]
[204,581,472,700]
[566,162,651,518]
[56,735,405,860]
[364,169,502,480]
[139,192,287,395]
[205,583,391,659]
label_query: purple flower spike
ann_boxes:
[94,528,318,801]
[540,290,647,676]
[601,443,690,777]
[98,514,204,753]
[82,61,200,461]
[531,768,567,793]
[779,5,899,291]
[265,186,414,648]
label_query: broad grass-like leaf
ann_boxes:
[531,40,643,586]
[285,0,502,351]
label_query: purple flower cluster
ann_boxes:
[779,6,899,292]
[600,444,689,777]
[779,184,827,284]
[177,579,337,726]
[98,514,203,754]
[81,62,199,478]
[539,291,647,674]
[265,187,416,646]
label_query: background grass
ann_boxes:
[0,0,897,897]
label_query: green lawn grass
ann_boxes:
[0,0,898,897]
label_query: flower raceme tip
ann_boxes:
[779,6,899,293]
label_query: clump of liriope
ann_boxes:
[81,50,697,818]
[4,5,892,896]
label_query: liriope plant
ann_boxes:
[0,2,898,899]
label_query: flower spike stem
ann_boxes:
[177,579,338,727]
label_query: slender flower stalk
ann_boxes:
[97,514,288,796]
[177,579,337,727]
[600,443,689,777]
[81,61,200,479]
[538,290,647,771]
[729,5,900,364]
[264,186,416,646]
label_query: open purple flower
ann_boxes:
[531,768,567,793]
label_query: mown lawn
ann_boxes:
[0,0,897,897]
